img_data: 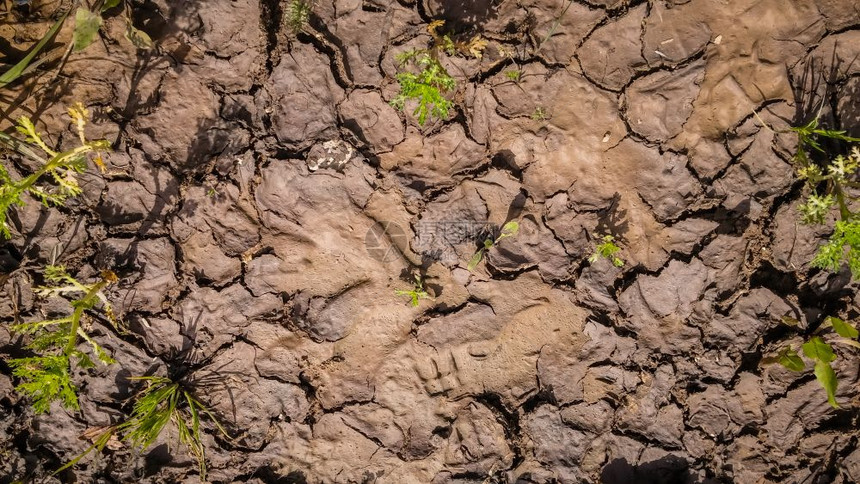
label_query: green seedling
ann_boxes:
[390,50,456,126]
[468,221,519,271]
[790,116,860,279]
[769,316,859,408]
[395,274,431,307]
[389,20,489,126]
[284,0,313,34]
[7,265,118,413]
[390,21,463,126]
[0,103,110,239]
[588,234,624,267]
[505,70,522,82]
[58,376,229,481]
[531,106,548,121]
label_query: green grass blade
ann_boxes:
[0,10,69,88]
[0,130,49,164]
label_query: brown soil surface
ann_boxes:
[2,0,860,483]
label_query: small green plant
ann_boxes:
[395,274,431,307]
[389,20,489,126]
[0,103,110,239]
[390,50,456,126]
[58,375,229,481]
[770,316,859,408]
[531,106,548,121]
[468,221,519,271]
[790,117,860,279]
[588,234,624,267]
[390,20,467,126]
[7,265,118,413]
[120,376,228,480]
[284,0,313,34]
[505,69,522,82]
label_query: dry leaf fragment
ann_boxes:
[468,36,488,59]
[81,426,123,451]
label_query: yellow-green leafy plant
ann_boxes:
[395,274,431,307]
[7,265,118,413]
[284,0,313,34]
[589,234,624,267]
[468,221,519,271]
[790,117,860,278]
[770,316,859,408]
[531,106,548,121]
[0,103,110,239]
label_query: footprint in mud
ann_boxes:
[413,342,499,397]
[409,282,586,404]
[414,348,465,396]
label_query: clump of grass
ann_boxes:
[8,265,118,413]
[0,103,110,239]
[588,234,624,267]
[121,376,228,480]
[58,376,229,481]
[468,221,519,271]
[395,274,431,307]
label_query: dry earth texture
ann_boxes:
[1,0,860,483]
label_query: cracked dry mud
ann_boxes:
[2,0,860,483]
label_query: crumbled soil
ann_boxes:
[1,0,860,483]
